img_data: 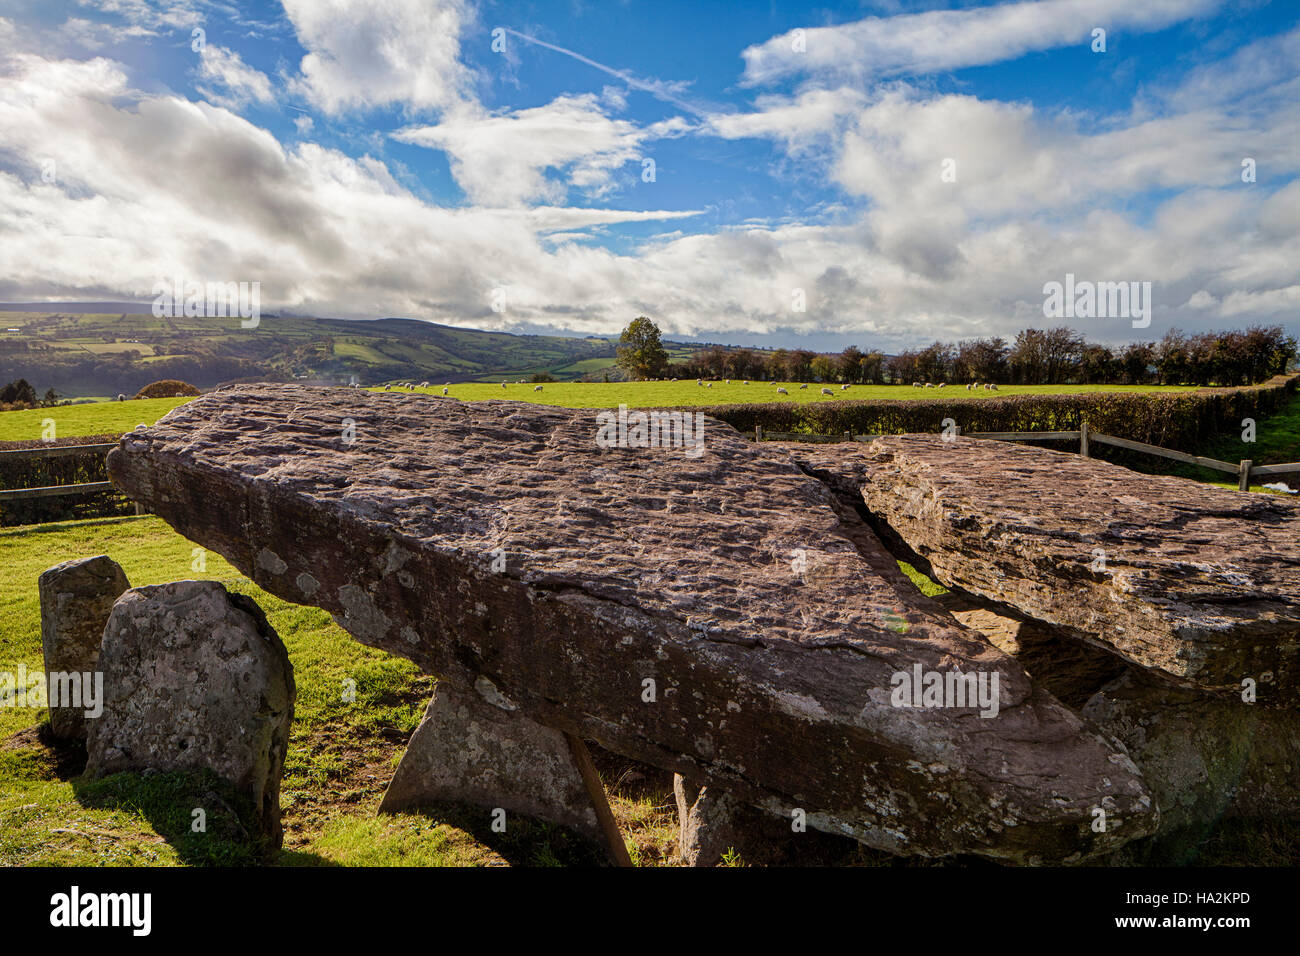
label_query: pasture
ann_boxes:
[0,383,1196,441]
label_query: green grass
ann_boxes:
[382,380,1193,409]
[0,398,192,442]
[0,516,680,866]
[0,381,1196,441]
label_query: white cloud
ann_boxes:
[282,0,475,115]
[741,0,1221,86]
[395,95,691,205]
[196,45,274,108]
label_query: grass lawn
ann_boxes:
[0,398,192,443]
[0,382,1196,441]
[391,380,1195,409]
[0,516,688,866]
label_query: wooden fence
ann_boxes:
[751,421,1300,492]
[0,442,117,503]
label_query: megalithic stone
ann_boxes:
[107,385,1157,863]
[85,581,295,846]
[380,678,610,852]
[782,435,1300,703]
[38,555,131,740]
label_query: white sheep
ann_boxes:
[937,382,946,389]
[912,382,922,388]
[116,393,125,401]
[534,385,543,391]
[420,381,429,388]
[799,383,808,389]
[776,387,789,395]
[384,384,392,391]
[841,384,850,390]
[925,382,934,388]
[706,383,713,388]
[966,383,973,391]
[821,387,833,395]
[989,383,999,390]
[743,380,748,385]
[501,382,507,389]
[442,387,449,395]
[697,379,704,386]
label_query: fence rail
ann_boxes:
[752,422,1298,492]
[0,441,132,508]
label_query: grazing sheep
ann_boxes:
[799,383,808,390]
[534,385,543,391]
[384,384,392,391]
[697,379,704,386]
[925,382,934,388]
[420,381,429,388]
[912,382,922,388]
[989,383,999,390]
[501,382,507,389]
[937,382,946,389]
[442,387,449,395]
[706,383,713,388]
[840,384,850,390]
[115,393,125,401]
[743,380,748,385]
[776,387,789,395]
[821,387,833,395]
[966,383,973,390]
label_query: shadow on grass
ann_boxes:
[379,801,612,867]
[71,766,334,867]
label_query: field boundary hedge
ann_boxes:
[689,374,1299,452]
[0,432,132,526]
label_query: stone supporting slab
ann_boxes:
[379,678,611,854]
[38,555,131,741]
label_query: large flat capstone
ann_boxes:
[107,385,1156,863]
[782,435,1300,702]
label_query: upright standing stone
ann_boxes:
[380,679,609,851]
[85,581,295,845]
[38,555,130,740]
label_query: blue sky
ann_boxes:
[1,0,1298,350]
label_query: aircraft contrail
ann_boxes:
[500,28,712,120]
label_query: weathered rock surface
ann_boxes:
[380,679,606,848]
[785,436,1300,702]
[38,555,131,740]
[1084,671,1300,863]
[674,774,795,867]
[932,593,1128,710]
[85,580,295,845]
[107,385,1156,863]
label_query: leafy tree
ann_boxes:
[615,316,670,380]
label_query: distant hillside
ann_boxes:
[0,311,646,396]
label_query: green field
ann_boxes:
[396,380,1195,409]
[0,516,681,866]
[0,398,192,443]
[0,383,1199,442]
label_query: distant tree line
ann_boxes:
[668,326,1295,387]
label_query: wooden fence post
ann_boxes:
[1239,459,1253,491]
[1080,421,1090,458]
[844,431,852,443]
[755,424,763,442]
